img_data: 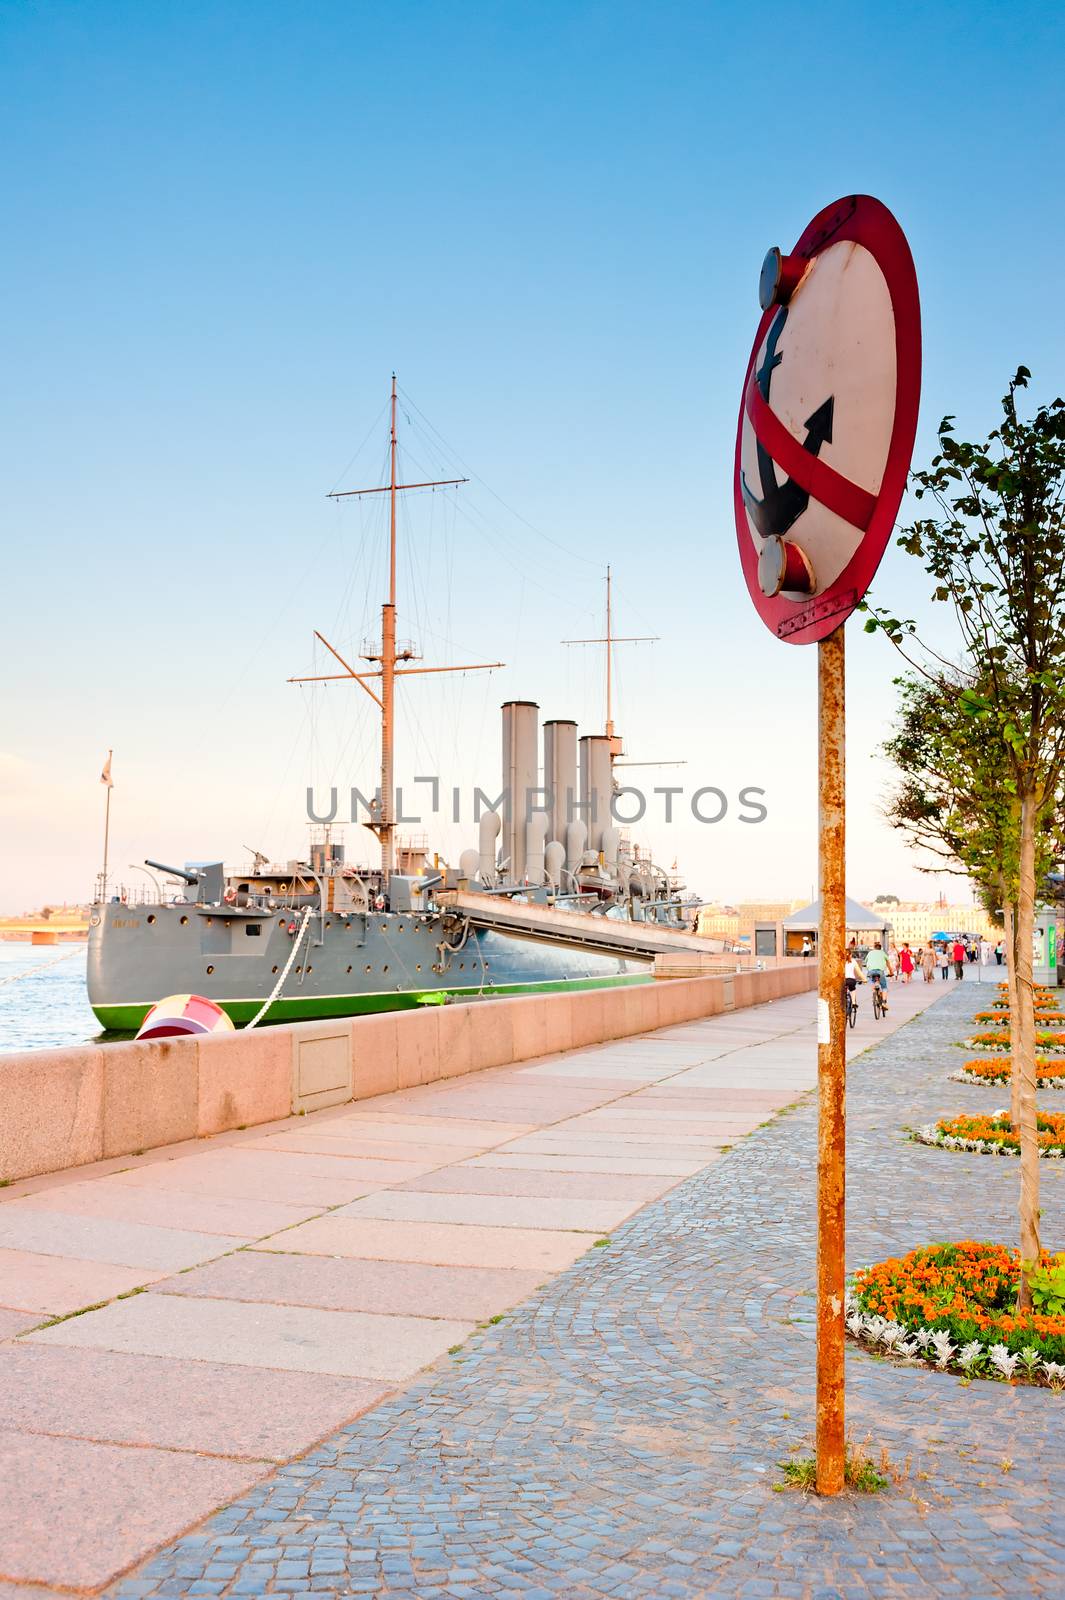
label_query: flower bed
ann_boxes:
[974,1009,1065,1024]
[968,1030,1065,1052]
[913,1109,1065,1157]
[951,1057,1065,1089]
[848,1241,1065,1382]
[995,983,1057,993]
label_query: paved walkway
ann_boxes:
[0,974,946,1595]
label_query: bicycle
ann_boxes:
[872,982,886,1021]
[843,984,859,1029]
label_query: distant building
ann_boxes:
[869,900,998,945]
[696,904,740,942]
[736,900,808,943]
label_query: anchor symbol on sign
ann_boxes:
[741,309,835,542]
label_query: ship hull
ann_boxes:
[87,902,651,1031]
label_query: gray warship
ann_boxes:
[87,381,708,1031]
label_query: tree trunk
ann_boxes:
[1016,788,1042,1309]
[1004,901,1020,1127]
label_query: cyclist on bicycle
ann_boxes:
[843,952,863,1019]
[864,940,889,1013]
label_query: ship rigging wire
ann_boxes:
[397,384,602,570]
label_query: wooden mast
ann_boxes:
[290,377,503,878]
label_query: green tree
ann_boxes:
[870,369,1065,1306]
[884,669,1050,1124]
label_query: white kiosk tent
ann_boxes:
[754,897,890,960]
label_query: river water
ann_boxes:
[0,943,98,1053]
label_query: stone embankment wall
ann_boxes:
[1,965,818,1185]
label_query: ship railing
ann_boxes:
[91,883,169,908]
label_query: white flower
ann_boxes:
[1041,1360,1065,1389]
[988,1344,1019,1379]
[846,1313,866,1338]
[914,1328,934,1351]
[930,1330,956,1369]
[1018,1346,1042,1375]
[879,1321,905,1349]
[958,1341,985,1371]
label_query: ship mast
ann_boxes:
[381,377,399,874]
[563,566,657,759]
[290,375,503,877]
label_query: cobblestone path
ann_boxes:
[110,983,1065,1599]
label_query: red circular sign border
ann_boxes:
[733,194,921,645]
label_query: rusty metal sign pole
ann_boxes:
[816,622,846,1494]
[734,197,920,1496]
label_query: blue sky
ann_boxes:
[2,0,1062,912]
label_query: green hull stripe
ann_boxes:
[91,972,651,1032]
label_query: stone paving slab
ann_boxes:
[105,1148,399,1207]
[107,983,1065,1600]
[157,1251,548,1321]
[0,1429,267,1592]
[500,1132,726,1158]
[27,1291,475,1381]
[516,1058,687,1082]
[323,1114,534,1144]
[0,1248,164,1316]
[396,1165,676,1201]
[0,1344,386,1459]
[267,1214,599,1270]
[354,1087,618,1121]
[0,1210,245,1273]
[237,1141,449,1182]
[0,1308,41,1341]
[336,1187,640,1233]
[467,1150,708,1176]
[4,1178,321,1238]
[237,1128,472,1165]
[0,1582,69,1599]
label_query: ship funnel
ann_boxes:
[524,813,548,887]
[501,700,539,885]
[579,734,613,854]
[543,719,577,848]
[478,810,501,883]
[458,847,480,885]
[544,839,565,890]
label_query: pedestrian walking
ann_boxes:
[995,940,1005,966]
[900,943,915,983]
[938,944,951,981]
[952,938,966,980]
[921,942,936,982]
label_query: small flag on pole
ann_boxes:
[100,751,113,788]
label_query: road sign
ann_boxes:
[734,194,921,645]
[733,194,921,1496]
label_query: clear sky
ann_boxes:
[2,0,1062,913]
